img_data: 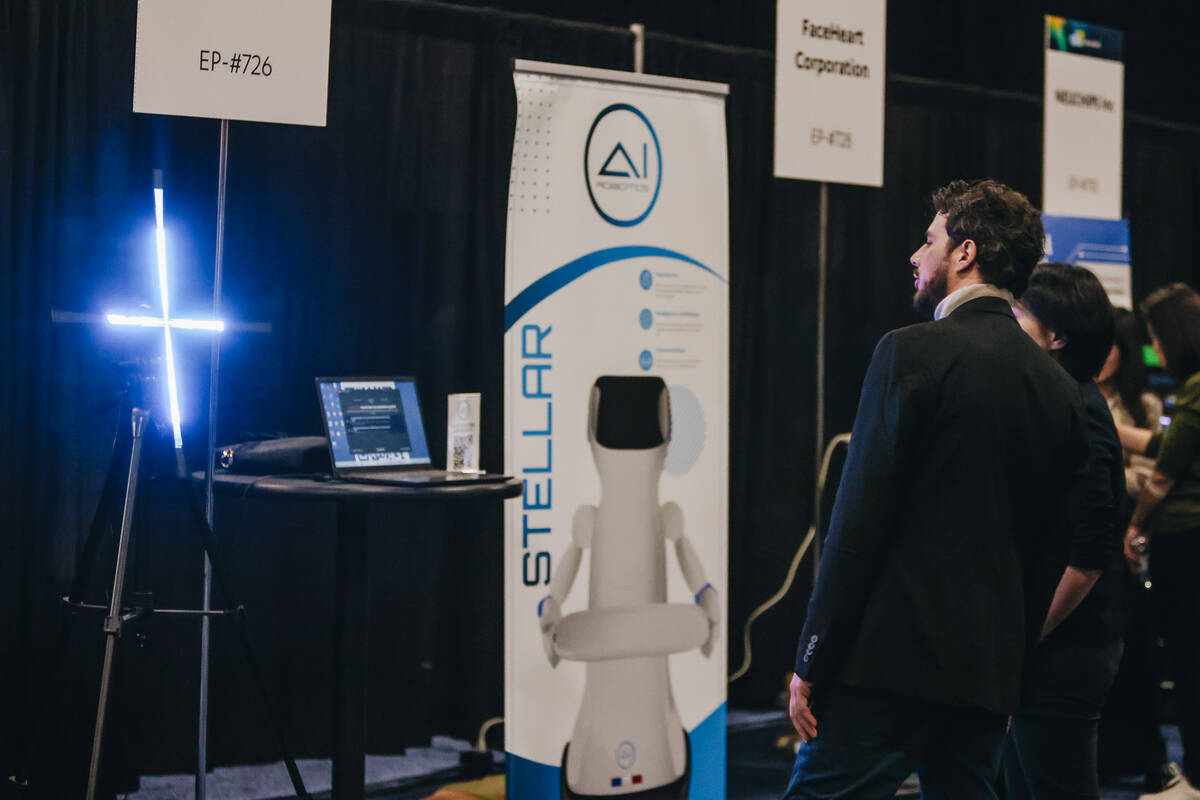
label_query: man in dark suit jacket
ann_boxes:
[784,180,1087,799]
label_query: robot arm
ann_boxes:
[538,504,596,667]
[662,502,720,657]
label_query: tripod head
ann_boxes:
[109,358,189,479]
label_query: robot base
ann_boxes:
[559,731,690,800]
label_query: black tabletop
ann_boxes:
[194,471,523,503]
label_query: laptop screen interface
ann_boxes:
[319,379,432,468]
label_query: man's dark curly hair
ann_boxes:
[930,179,1044,297]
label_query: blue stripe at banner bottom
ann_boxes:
[687,704,727,799]
[505,753,560,798]
[505,703,727,799]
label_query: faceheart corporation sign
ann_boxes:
[773,0,886,186]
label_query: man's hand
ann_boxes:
[788,673,818,743]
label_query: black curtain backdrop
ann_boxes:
[3,0,1200,795]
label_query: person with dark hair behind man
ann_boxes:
[1096,308,1177,794]
[1005,263,1125,799]
[1099,309,1165,496]
[1100,310,1163,444]
[1113,283,1200,799]
[783,180,1087,799]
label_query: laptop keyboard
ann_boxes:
[366,469,447,479]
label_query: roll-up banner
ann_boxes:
[773,0,886,185]
[1043,215,1132,310]
[1043,16,1124,220]
[503,60,730,799]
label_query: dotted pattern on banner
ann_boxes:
[510,79,555,216]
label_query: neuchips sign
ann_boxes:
[774,0,886,186]
[1043,16,1125,220]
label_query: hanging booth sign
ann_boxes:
[503,60,730,799]
[1043,214,1132,310]
[773,0,887,186]
[1043,16,1124,219]
[133,0,332,126]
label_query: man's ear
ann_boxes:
[953,239,978,275]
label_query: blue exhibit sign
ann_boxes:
[1042,214,1132,309]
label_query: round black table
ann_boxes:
[199,472,523,800]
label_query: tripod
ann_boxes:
[8,375,311,800]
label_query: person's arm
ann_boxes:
[1124,391,1200,566]
[1124,470,1175,569]
[1041,398,1121,639]
[1040,566,1102,639]
[790,332,927,738]
[1117,423,1154,455]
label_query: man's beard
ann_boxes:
[913,261,949,318]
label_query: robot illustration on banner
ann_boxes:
[537,375,720,798]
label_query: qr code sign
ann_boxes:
[451,436,473,471]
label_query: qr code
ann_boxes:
[451,436,473,471]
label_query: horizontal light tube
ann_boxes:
[169,318,225,331]
[106,313,224,331]
[107,313,165,327]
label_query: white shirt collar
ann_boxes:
[934,283,1015,321]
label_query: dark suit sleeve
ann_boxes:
[794,331,929,682]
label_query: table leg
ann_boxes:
[333,500,368,800]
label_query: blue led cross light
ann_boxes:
[106,179,223,449]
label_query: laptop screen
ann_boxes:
[317,378,432,468]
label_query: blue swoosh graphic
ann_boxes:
[504,245,728,332]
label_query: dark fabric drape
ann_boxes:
[4,0,1200,796]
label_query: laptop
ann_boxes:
[316,376,509,486]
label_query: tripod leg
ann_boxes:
[86,408,150,800]
[180,476,312,800]
[9,398,130,796]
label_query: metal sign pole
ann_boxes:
[813,181,828,581]
[630,23,645,73]
[197,117,230,800]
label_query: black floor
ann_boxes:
[173,711,1179,799]
[377,712,1181,800]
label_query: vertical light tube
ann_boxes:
[155,188,170,321]
[162,325,184,450]
[154,187,183,449]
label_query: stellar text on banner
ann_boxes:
[521,323,553,586]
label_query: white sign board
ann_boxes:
[774,0,886,186]
[504,61,730,799]
[133,0,332,127]
[1043,16,1124,220]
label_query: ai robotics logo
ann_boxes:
[584,103,662,227]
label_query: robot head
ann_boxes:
[588,376,671,450]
